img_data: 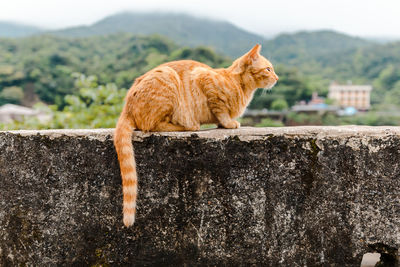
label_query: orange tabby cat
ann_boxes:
[114,44,278,227]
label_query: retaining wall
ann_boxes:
[0,127,399,266]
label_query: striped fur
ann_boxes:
[114,44,278,227]
[114,114,137,226]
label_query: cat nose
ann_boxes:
[275,75,279,81]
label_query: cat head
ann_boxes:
[231,44,279,90]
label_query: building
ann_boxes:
[308,92,325,106]
[328,82,372,110]
[290,91,339,114]
[291,104,339,114]
[0,104,50,123]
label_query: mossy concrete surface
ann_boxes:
[0,126,399,266]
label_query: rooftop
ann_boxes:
[329,84,373,91]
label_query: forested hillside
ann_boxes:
[263,30,371,62]
[0,33,230,106]
[264,32,400,106]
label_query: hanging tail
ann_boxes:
[114,112,137,227]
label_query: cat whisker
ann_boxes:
[261,88,268,97]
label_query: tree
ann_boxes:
[1,74,127,130]
[270,99,289,111]
[383,81,400,106]
[0,86,24,104]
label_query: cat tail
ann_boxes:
[114,112,138,227]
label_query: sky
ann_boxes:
[1,0,400,38]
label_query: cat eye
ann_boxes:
[266,67,271,72]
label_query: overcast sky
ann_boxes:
[1,0,400,38]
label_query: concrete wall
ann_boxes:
[0,127,399,266]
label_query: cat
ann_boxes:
[114,44,279,227]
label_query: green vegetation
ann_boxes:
[270,99,289,111]
[0,33,230,107]
[287,112,323,125]
[285,111,400,126]
[264,31,400,107]
[255,118,284,127]
[263,30,372,67]
[0,86,24,104]
[248,66,315,109]
[336,112,400,126]
[1,74,126,130]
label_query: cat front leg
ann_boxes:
[204,84,240,129]
[214,112,240,129]
[207,99,240,129]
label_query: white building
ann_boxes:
[328,83,372,110]
[0,104,50,123]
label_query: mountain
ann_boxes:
[3,13,373,60]
[263,30,373,65]
[50,12,264,58]
[366,36,400,44]
[0,22,42,38]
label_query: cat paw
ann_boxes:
[223,120,240,129]
[186,125,200,131]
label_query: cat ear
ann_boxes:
[230,44,262,74]
[231,60,245,75]
[247,44,262,61]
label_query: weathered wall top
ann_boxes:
[11,125,400,139]
[0,126,399,266]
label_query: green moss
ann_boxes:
[310,139,321,158]
[95,248,102,258]
[91,248,110,267]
